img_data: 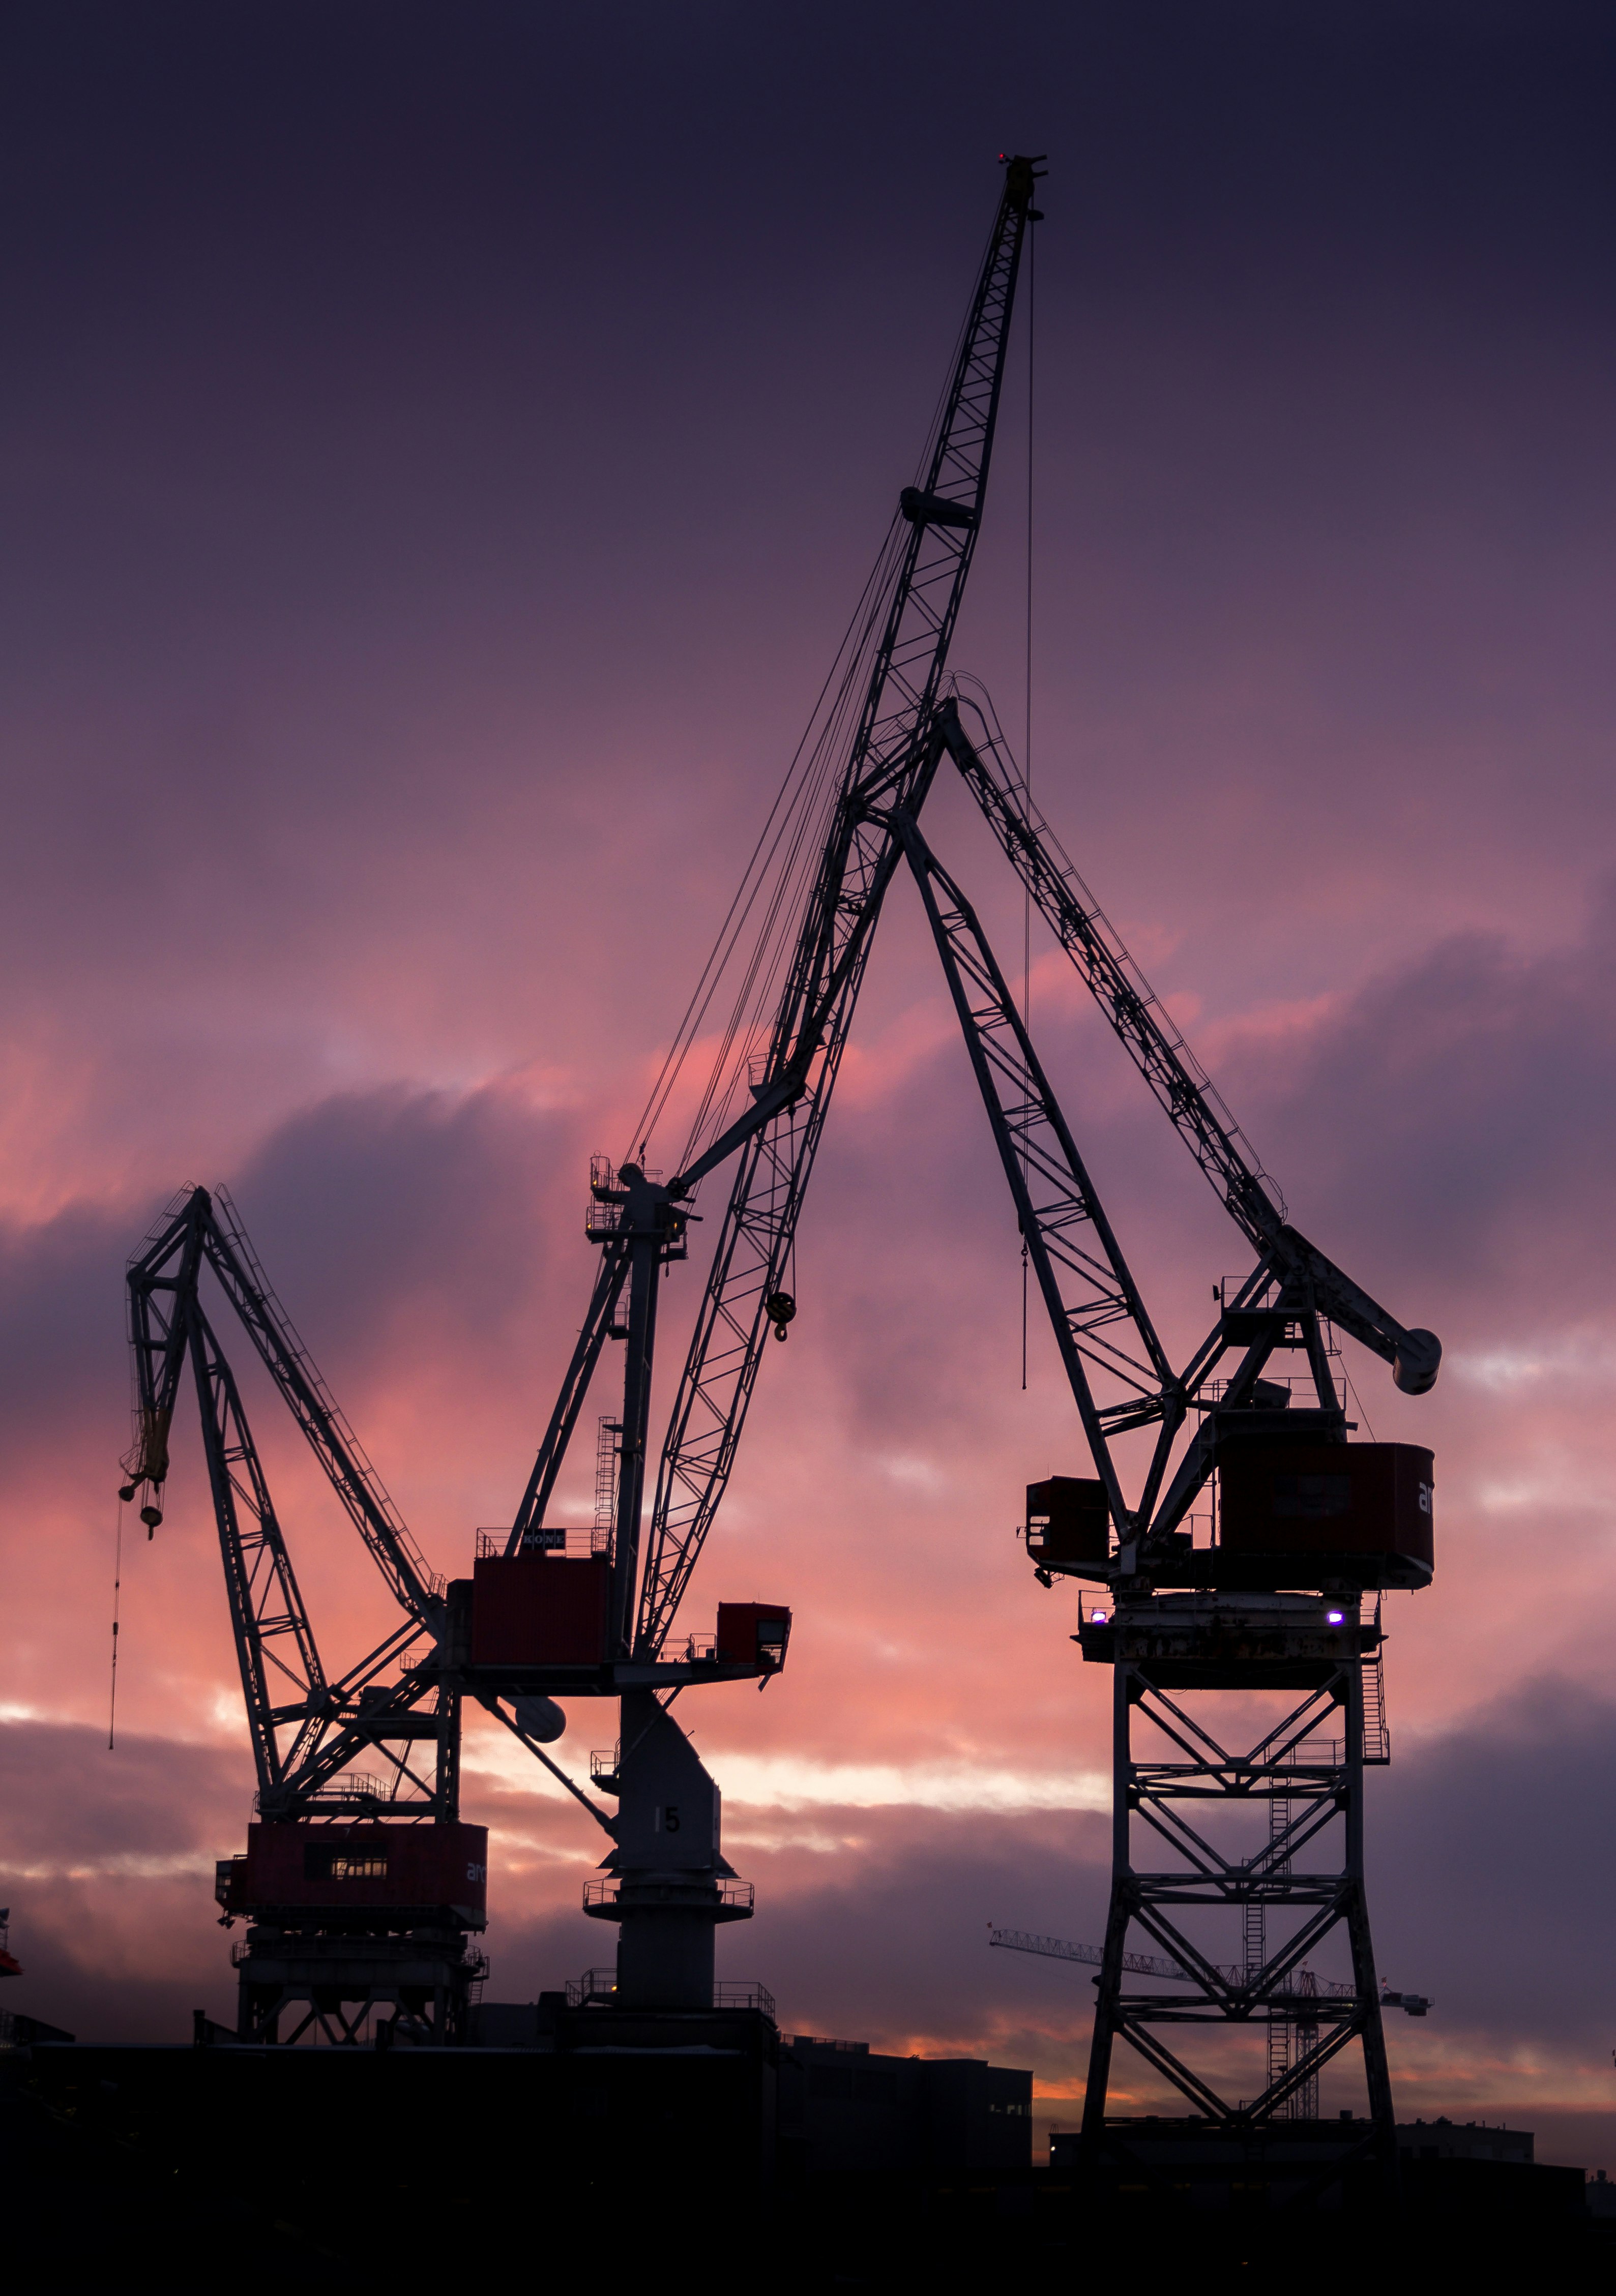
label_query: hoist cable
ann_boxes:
[625,518,905,1169]
[627,205,1010,1181]
[1021,215,1036,1391]
[666,524,908,1180]
[107,1496,124,1750]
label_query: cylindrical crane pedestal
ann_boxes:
[583,1690,753,2010]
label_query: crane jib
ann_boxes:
[632,165,1040,1658]
[120,1184,456,1818]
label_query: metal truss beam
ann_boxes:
[939,689,1438,1392]
[893,806,1174,1526]
[188,1304,326,1798]
[509,1241,630,1550]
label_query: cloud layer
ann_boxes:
[2,0,1614,2163]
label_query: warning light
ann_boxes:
[1327,1609,1345,1624]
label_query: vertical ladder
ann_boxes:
[1243,1903,1266,1976]
[593,1417,622,1557]
[1362,1598,1391,1764]
[1265,1784,1290,2105]
[1290,1972,1321,2120]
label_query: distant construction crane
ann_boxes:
[989,1929,1430,2125]
[118,147,1437,2201]
[989,1925,1362,1993]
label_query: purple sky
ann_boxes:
[3,2,1615,2161]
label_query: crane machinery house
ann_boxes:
[469,1547,612,1667]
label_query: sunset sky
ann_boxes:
[4,2,1615,2166]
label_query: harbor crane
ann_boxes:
[120,147,1436,2191]
[118,153,1044,2040]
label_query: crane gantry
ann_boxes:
[119,150,1437,2195]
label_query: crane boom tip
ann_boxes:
[1392,1327,1442,1395]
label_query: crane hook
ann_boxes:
[764,1290,797,1342]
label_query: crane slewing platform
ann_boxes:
[116,151,1439,2200]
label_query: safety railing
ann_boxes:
[0,2009,76,2048]
[1204,1370,1348,1411]
[715,1981,775,2017]
[309,1772,387,1804]
[585,1156,626,1240]
[582,1876,754,1913]
[563,1970,774,2017]
[477,1525,571,1559]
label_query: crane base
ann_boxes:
[230,1924,487,2046]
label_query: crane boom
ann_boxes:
[631,157,1045,1657]
[939,695,1442,1397]
[508,1240,631,1550]
[125,1187,440,1614]
[122,1186,454,1818]
[895,803,1174,1526]
[186,1300,328,1798]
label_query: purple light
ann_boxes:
[1327,1609,1344,1624]
[1091,1608,1108,1625]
